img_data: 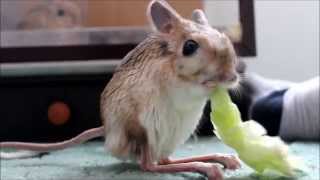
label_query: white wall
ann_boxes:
[205,0,319,82]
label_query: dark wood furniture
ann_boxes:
[0,0,256,142]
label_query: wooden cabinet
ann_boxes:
[1,0,202,30]
[0,75,112,142]
[0,0,255,142]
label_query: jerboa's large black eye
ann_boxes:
[183,40,199,56]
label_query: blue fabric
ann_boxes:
[251,89,287,136]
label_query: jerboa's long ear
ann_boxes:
[192,9,209,25]
[147,0,181,33]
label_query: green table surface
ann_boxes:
[1,137,319,180]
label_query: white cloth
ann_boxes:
[280,77,319,140]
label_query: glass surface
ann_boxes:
[0,0,241,48]
[0,0,240,31]
[1,0,87,31]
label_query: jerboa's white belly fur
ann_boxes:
[140,84,208,161]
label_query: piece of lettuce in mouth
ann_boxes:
[210,86,304,177]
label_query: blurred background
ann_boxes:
[1,0,318,81]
